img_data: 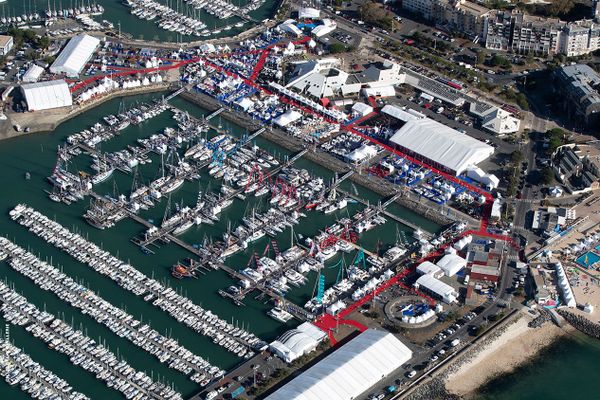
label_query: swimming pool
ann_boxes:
[576,251,600,268]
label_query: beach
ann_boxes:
[444,313,572,398]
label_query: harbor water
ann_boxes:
[476,332,600,400]
[0,92,440,399]
[1,0,279,41]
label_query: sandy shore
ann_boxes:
[444,315,571,398]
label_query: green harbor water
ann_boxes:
[0,91,442,399]
[2,0,279,41]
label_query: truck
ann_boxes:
[450,338,460,347]
[230,386,245,399]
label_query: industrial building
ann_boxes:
[20,80,73,111]
[415,274,458,303]
[50,34,100,77]
[269,322,327,363]
[388,118,494,175]
[266,329,412,400]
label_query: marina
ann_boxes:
[0,337,88,400]
[0,92,441,399]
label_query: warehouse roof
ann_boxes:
[266,329,412,400]
[389,118,494,174]
[50,34,100,77]
[21,79,72,111]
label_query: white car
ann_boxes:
[407,370,417,378]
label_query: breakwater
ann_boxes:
[557,309,600,340]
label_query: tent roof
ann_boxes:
[21,79,72,111]
[266,329,412,400]
[389,118,494,174]
[50,34,100,76]
[274,109,302,127]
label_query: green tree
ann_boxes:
[511,150,524,163]
[541,167,554,185]
[328,43,347,54]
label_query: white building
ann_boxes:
[470,105,521,136]
[22,64,45,83]
[436,253,467,277]
[266,329,412,400]
[389,118,494,175]
[0,35,13,56]
[50,34,100,77]
[21,79,73,111]
[415,274,458,303]
[269,322,327,363]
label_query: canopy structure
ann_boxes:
[274,109,302,127]
[50,34,100,77]
[22,64,44,83]
[269,323,326,363]
[436,253,467,277]
[21,79,72,111]
[266,329,412,400]
[389,118,494,175]
[415,274,458,303]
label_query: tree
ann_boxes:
[490,54,511,69]
[511,150,524,163]
[549,0,574,16]
[328,43,347,54]
[476,51,486,65]
[541,167,554,185]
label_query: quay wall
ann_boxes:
[180,90,471,228]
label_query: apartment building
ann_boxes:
[403,0,600,56]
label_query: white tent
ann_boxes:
[50,34,100,77]
[436,254,467,277]
[416,261,443,278]
[274,109,302,127]
[266,329,412,400]
[415,274,458,303]
[381,104,424,122]
[361,86,395,98]
[351,102,373,117]
[298,6,320,19]
[346,144,378,163]
[389,118,494,175]
[22,64,44,83]
[21,79,72,111]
